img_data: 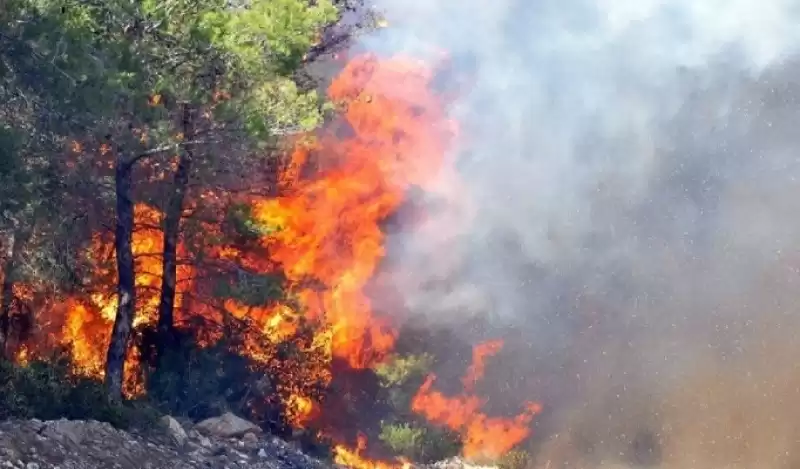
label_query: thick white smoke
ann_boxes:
[369,0,800,320]
[357,1,800,467]
[364,0,800,336]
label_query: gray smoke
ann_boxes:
[354,0,800,467]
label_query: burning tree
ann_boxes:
[2,0,341,400]
[0,0,543,466]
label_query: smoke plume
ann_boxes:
[354,0,800,467]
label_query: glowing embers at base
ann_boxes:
[333,433,413,469]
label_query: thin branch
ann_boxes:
[302,32,352,64]
[123,139,210,170]
[0,31,78,86]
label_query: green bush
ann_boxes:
[374,353,434,412]
[497,450,532,469]
[419,425,462,462]
[379,422,427,458]
[379,421,461,463]
[0,357,159,429]
[373,353,461,462]
[374,353,434,388]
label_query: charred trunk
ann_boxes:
[156,103,195,359]
[105,156,137,402]
[0,222,33,359]
[0,231,15,359]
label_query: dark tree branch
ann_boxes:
[123,140,209,171]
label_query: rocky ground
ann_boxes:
[0,413,336,469]
[0,413,501,469]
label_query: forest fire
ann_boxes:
[8,52,540,466]
[249,52,458,370]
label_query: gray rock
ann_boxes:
[40,419,88,445]
[194,413,262,438]
[242,432,259,447]
[160,416,188,447]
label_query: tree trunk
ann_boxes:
[156,103,195,358]
[105,156,137,402]
[0,231,16,359]
[0,222,33,358]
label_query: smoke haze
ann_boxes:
[350,0,800,467]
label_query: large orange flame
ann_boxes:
[250,53,458,370]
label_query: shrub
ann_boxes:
[379,422,427,458]
[379,421,461,463]
[497,450,532,469]
[374,353,434,412]
[374,353,433,388]
[0,357,159,429]
[418,425,462,462]
[373,353,461,462]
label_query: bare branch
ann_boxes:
[303,31,352,64]
[123,140,210,170]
